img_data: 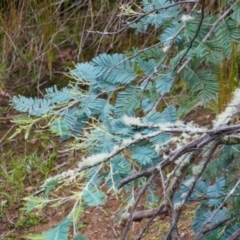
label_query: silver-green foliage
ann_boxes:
[11,0,240,239]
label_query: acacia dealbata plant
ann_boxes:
[11,0,240,239]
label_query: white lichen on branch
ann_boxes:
[213,88,240,127]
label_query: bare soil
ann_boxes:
[0,103,215,240]
[1,192,195,239]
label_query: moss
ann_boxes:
[14,213,42,229]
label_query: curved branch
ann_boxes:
[174,0,205,70]
[226,228,240,240]
[195,177,240,240]
[118,124,240,189]
[121,172,158,240]
[177,3,236,74]
[165,141,220,240]
[121,206,168,222]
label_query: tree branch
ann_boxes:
[226,228,240,240]
[195,177,240,240]
[121,206,168,222]
[177,3,236,74]
[118,124,240,189]
[87,1,199,35]
[121,171,158,240]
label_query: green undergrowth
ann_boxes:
[0,135,58,235]
[1,151,57,194]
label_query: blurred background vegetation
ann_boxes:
[0,0,159,99]
[0,0,238,113]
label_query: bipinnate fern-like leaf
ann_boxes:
[192,197,228,236]
[201,41,225,63]
[131,145,157,165]
[83,187,107,206]
[232,3,240,24]
[105,166,123,190]
[203,208,228,230]
[147,192,160,205]
[204,230,222,240]
[138,46,164,61]
[160,25,183,46]
[175,177,227,235]
[203,145,235,179]
[144,106,177,124]
[43,218,71,240]
[23,196,47,213]
[11,114,34,125]
[137,58,157,76]
[193,180,208,199]
[215,20,240,58]
[45,86,73,104]
[113,155,131,174]
[221,224,240,240]
[44,179,59,195]
[149,132,172,145]
[83,127,116,154]
[109,118,134,137]
[184,16,211,47]
[80,95,107,117]
[104,155,132,190]
[99,102,114,122]
[156,72,174,95]
[207,178,225,207]
[131,0,179,33]
[12,96,51,116]
[192,203,209,233]
[50,118,69,136]
[70,62,100,83]
[182,67,218,105]
[114,87,142,117]
[85,166,102,187]
[91,53,137,84]
[73,233,89,240]
[50,109,88,139]
[142,98,155,113]
[173,177,209,204]
[71,63,118,92]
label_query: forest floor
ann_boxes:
[0,97,215,240]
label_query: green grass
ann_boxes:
[0,133,58,235]
[0,151,57,200]
[0,131,60,238]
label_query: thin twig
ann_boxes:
[121,171,157,240]
[177,3,236,74]
[118,124,240,189]
[87,1,199,35]
[226,228,240,240]
[195,177,240,240]
[165,141,219,239]
[174,0,205,70]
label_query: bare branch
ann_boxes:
[165,141,219,239]
[121,206,168,222]
[226,228,240,240]
[177,3,236,74]
[195,178,240,240]
[121,172,157,240]
[87,1,199,35]
[174,0,205,70]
